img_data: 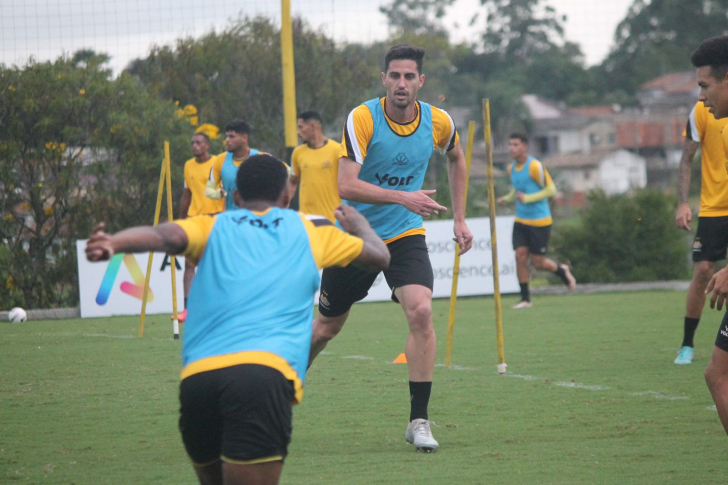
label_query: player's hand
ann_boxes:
[402,190,448,217]
[675,203,692,231]
[453,220,474,255]
[86,223,115,262]
[335,205,372,235]
[706,266,728,311]
[516,191,526,203]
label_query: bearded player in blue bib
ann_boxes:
[308,44,474,452]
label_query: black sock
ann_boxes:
[409,381,432,421]
[519,283,530,302]
[681,317,700,348]
[554,266,570,286]
[184,297,188,310]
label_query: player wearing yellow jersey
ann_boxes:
[692,35,728,435]
[308,44,474,452]
[497,134,575,309]
[288,111,341,222]
[177,132,224,323]
[673,102,728,365]
[86,154,389,485]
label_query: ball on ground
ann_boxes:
[8,307,27,323]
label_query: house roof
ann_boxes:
[521,94,564,120]
[544,149,624,169]
[640,71,696,95]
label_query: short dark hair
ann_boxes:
[192,132,210,143]
[236,154,289,203]
[384,44,425,74]
[225,119,251,135]
[509,133,529,144]
[691,36,728,80]
[298,111,323,125]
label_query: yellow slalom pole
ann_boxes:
[483,99,507,375]
[139,153,167,338]
[280,0,297,165]
[444,120,475,367]
[164,141,180,340]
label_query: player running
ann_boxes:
[86,154,389,484]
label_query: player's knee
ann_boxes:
[313,316,345,342]
[694,262,714,284]
[515,248,529,264]
[404,301,433,330]
[705,357,728,390]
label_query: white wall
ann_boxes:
[599,150,647,195]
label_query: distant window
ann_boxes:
[608,133,616,144]
[584,171,591,181]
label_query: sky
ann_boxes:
[0,0,635,74]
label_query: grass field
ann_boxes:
[2,291,727,484]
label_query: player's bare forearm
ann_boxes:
[288,175,299,201]
[677,139,700,205]
[86,223,188,262]
[335,206,389,272]
[446,143,467,222]
[446,143,473,254]
[338,157,406,205]
[180,189,192,219]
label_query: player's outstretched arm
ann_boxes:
[446,142,473,255]
[85,222,188,262]
[338,157,446,217]
[675,138,700,231]
[335,205,390,273]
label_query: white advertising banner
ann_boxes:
[76,240,185,318]
[358,216,519,302]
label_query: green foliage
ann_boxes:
[551,189,688,283]
[0,53,190,309]
[127,17,376,157]
[600,0,728,95]
[379,0,456,36]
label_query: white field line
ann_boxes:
[340,355,706,408]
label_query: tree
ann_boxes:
[600,0,728,95]
[0,52,190,309]
[127,16,376,156]
[379,0,456,36]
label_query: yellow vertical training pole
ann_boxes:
[164,141,180,340]
[445,121,475,367]
[139,154,168,338]
[483,99,507,375]
[281,0,297,164]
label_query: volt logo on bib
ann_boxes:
[374,173,415,187]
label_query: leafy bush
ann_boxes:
[551,189,689,283]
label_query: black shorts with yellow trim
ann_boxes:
[318,234,433,317]
[179,364,295,466]
[512,221,551,255]
[693,216,728,262]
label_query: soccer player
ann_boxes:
[496,133,575,309]
[673,101,728,365]
[288,111,342,222]
[692,35,728,434]
[205,119,263,212]
[177,132,224,323]
[85,154,390,485]
[307,44,474,452]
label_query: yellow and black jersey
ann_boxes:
[339,97,459,163]
[184,157,224,216]
[173,208,363,403]
[686,102,728,216]
[292,139,342,222]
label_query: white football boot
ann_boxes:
[405,419,439,452]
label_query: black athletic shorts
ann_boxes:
[716,312,728,352]
[318,234,434,317]
[179,364,295,466]
[693,216,728,262]
[512,222,551,255]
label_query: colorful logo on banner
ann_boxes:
[95,254,154,305]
